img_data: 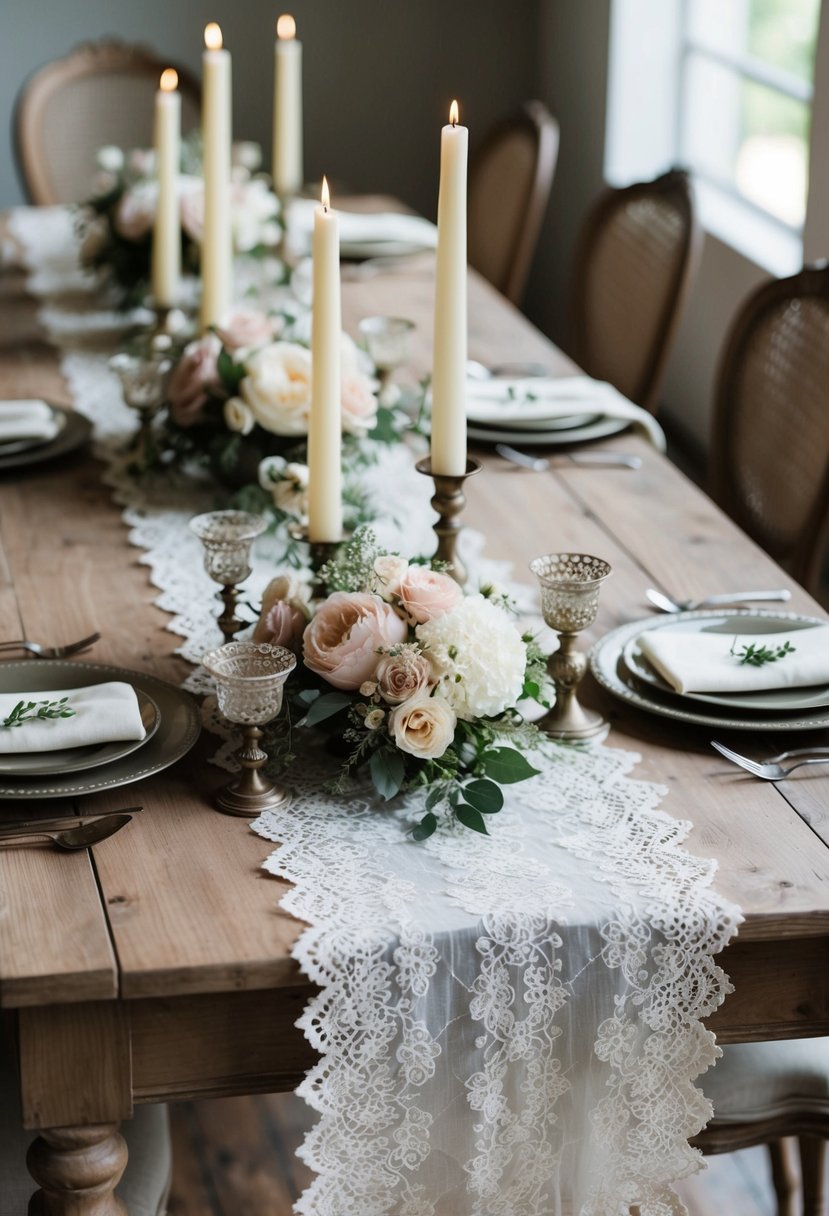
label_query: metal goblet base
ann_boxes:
[214,772,292,817]
[537,701,607,741]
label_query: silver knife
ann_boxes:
[495,443,641,471]
[0,807,142,838]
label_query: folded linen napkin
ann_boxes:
[638,625,829,694]
[0,400,60,445]
[288,199,438,252]
[0,682,146,754]
[465,376,666,450]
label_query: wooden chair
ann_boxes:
[693,1039,829,1216]
[710,262,829,598]
[14,38,201,205]
[569,168,701,415]
[468,100,559,306]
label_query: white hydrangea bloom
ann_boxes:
[416,595,526,720]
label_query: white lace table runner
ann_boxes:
[9,207,743,1216]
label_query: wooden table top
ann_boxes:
[2,204,829,1044]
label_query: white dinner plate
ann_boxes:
[340,239,434,260]
[466,411,601,432]
[591,610,829,731]
[468,417,630,446]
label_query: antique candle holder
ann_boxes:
[530,552,612,740]
[415,456,482,586]
[287,523,349,598]
[358,316,415,391]
[202,641,297,816]
[190,510,268,642]
[109,343,172,463]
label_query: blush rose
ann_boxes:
[303,592,407,691]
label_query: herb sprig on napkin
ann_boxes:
[729,638,796,668]
[1,697,76,729]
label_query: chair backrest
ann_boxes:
[710,263,829,596]
[468,101,559,307]
[14,39,201,205]
[569,169,701,414]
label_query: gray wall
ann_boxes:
[1,0,540,218]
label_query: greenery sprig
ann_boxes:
[2,697,76,729]
[729,638,796,667]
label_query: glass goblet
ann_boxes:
[202,641,297,816]
[358,315,415,391]
[190,510,268,643]
[529,552,612,740]
[109,344,172,463]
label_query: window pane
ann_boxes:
[747,0,820,84]
[681,52,810,227]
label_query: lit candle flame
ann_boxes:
[321,175,330,212]
[204,22,223,50]
[449,99,459,126]
[277,13,296,40]
[159,68,178,92]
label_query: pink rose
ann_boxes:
[254,574,309,653]
[376,646,432,705]
[114,182,156,240]
[398,567,462,624]
[303,592,407,691]
[167,334,220,427]
[216,308,275,352]
[341,372,378,436]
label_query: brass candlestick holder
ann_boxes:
[530,552,612,740]
[190,510,268,643]
[415,456,482,586]
[202,641,296,816]
[287,523,349,598]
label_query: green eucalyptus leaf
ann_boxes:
[370,749,406,801]
[412,812,438,841]
[425,786,445,812]
[455,803,489,835]
[463,778,504,814]
[480,747,541,784]
[304,691,352,727]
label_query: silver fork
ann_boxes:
[711,740,829,780]
[0,632,101,659]
[495,443,642,470]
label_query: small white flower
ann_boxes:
[360,681,378,697]
[224,396,255,435]
[379,383,402,409]
[96,145,124,173]
[365,708,385,730]
[232,140,263,172]
[370,554,409,601]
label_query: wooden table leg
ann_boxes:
[26,1124,128,1215]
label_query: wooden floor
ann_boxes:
[167,1095,780,1215]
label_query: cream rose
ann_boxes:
[303,592,407,691]
[376,647,432,705]
[224,396,255,435]
[370,555,409,601]
[341,371,379,436]
[398,566,462,624]
[216,308,275,352]
[115,182,157,240]
[254,574,310,652]
[389,692,456,760]
[239,342,312,436]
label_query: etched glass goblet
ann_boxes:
[358,316,415,390]
[530,552,612,740]
[109,342,172,463]
[190,510,268,642]
[202,641,297,816]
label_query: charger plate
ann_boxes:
[591,611,829,732]
[0,661,200,799]
[0,689,160,777]
[0,407,92,472]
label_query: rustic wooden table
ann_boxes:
[2,210,829,1213]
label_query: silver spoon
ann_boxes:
[496,443,642,471]
[646,588,792,613]
[0,814,132,851]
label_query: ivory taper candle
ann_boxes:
[272,14,303,199]
[308,176,343,542]
[430,99,468,476]
[152,68,181,308]
[200,23,233,330]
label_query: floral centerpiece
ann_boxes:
[253,529,549,838]
[79,135,281,303]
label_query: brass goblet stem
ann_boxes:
[539,632,605,740]
[215,725,290,817]
[218,586,245,644]
[415,456,482,586]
